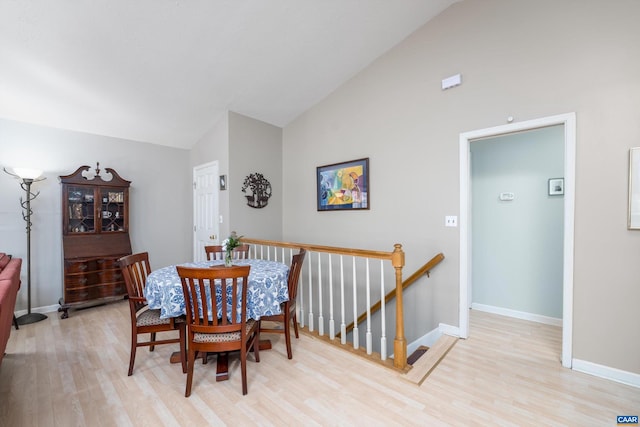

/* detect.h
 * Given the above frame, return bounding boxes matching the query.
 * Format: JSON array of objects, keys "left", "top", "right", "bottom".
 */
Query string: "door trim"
[{"left": 459, "top": 112, "right": 576, "bottom": 368}]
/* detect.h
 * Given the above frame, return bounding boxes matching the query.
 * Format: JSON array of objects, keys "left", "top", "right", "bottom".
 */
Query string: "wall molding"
[
  {"left": 15, "top": 303, "right": 60, "bottom": 316},
  {"left": 406, "top": 324, "right": 462, "bottom": 358},
  {"left": 439, "top": 323, "right": 461, "bottom": 338},
  {"left": 407, "top": 327, "right": 441, "bottom": 356},
  {"left": 572, "top": 359, "right": 640, "bottom": 389},
  {"left": 471, "top": 303, "right": 562, "bottom": 327}
]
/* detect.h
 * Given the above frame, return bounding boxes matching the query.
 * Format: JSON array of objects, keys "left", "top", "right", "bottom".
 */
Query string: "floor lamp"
[{"left": 4, "top": 167, "right": 48, "bottom": 325}]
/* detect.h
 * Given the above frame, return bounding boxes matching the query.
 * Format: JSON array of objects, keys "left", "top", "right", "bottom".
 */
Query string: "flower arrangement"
[{"left": 222, "top": 231, "right": 243, "bottom": 266}]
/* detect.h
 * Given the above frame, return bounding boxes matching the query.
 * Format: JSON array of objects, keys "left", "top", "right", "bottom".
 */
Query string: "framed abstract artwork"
[{"left": 316, "top": 158, "right": 369, "bottom": 211}]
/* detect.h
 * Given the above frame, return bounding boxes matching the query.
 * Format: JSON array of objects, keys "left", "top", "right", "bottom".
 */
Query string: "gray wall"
[
  {"left": 2, "top": 0, "right": 639, "bottom": 378},
  {"left": 282, "top": 0, "right": 640, "bottom": 374},
  {"left": 191, "top": 112, "right": 230, "bottom": 238},
  {"left": 471, "top": 126, "right": 564, "bottom": 319},
  {"left": 1, "top": 110, "right": 281, "bottom": 313},
  {"left": 190, "top": 112, "right": 283, "bottom": 241},
  {"left": 0, "top": 118, "right": 192, "bottom": 310},
  {"left": 229, "top": 112, "right": 283, "bottom": 240}
]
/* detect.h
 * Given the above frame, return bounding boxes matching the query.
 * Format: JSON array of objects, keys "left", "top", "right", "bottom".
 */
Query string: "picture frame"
[
  {"left": 108, "top": 191, "right": 123, "bottom": 203},
  {"left": 548, "top": 178, "right": 564, "bottom": 196},
  {"left": 317, "top": 158, "right": 369, "bottom": 211},
  {"left": 628, "top": 148, "right": 640, "bottom": 229},
  {"left": 219, "top": 175, "right": 227, "bottom": 191}
]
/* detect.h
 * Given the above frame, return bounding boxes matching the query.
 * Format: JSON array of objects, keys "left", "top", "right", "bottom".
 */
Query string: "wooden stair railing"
[
  {"left": 339, "top": 253, "right": 444, "bottom": 338},
  {"left": 241, "top": 237, "right": 408, "bottom": 369}
]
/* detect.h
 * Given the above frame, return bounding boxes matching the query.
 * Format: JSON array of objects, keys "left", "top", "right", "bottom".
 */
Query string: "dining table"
[{"left": 144, "top": 258, "right": 290, "bottom": 380}]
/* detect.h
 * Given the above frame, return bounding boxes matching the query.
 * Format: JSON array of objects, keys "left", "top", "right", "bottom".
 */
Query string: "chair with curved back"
[
  {"left": 177, "top": 264, "right": 260, "bottom": 396},
  {"left": 119, "top": 252, "right": 186, "bottom": 376},
  {"left": 259, "top": 248, "right": 306, "bottom": 359},
  {"left": 204, "top": 244, "right": 250, "bottom": 261}
]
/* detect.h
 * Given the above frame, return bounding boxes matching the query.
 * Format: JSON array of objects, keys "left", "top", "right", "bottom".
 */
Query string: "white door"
[{"left": 193, "top": 161, "right": 219, "bottom": 262}]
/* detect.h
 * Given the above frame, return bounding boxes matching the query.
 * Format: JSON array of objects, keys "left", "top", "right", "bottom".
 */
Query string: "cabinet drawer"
[
  {"left": 65, "top": 260, "right": 98, "bottom": 273},
  {"left": 65, "top": 273, "right": 99, "bottom": 287},
  {"left": 97, "top": 270, "right": 123, "bottom": 283},
  {"left": 95, "top": 282, "right": 126, "bottom": 299},
  {"left": 64, "top": 282, "right": 126, "bottom": 303},
  {"left": 96, "top": 258, "right": 119, "bottom": 269},
  {"left": 64, "top": 286, "right": 102, "bottom": 303}
]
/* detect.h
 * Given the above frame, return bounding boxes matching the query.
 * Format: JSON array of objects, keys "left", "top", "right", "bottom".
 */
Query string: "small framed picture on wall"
[
  {"left": 548, "top": 178, "right": 564, "bottom": 196},
  {"left": 219, "top": 175, "right": 227, "bottom": 191}
]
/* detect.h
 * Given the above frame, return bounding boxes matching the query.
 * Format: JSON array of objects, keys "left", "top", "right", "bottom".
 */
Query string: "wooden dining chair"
[
  {"left": 177, "top": 264, "right": 260, "bottom": 396},
  {"left": 259, "top": 248, "right": 306, "bottom": 359},
  {"left": 119, "top": 252, "right": 186, "bottom": 376},
  {"left": 204, "top": 244, "right": 250, "bottom": 260}
]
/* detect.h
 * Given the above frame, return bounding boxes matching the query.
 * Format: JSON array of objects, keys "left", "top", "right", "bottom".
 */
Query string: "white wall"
[
  {"left": 0, "top": 118, "right": 192, "bottom": 311},
  {"left": 283, "top": 0, "right": 640, "bottom": 375},
  {"left": 471, "top": 126, "right": 564, "bottom": 318}
]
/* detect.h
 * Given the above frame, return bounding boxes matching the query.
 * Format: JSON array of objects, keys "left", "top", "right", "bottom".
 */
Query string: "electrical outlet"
[{"left": 445, "top": 216, "right": 457, "bottom": 227}]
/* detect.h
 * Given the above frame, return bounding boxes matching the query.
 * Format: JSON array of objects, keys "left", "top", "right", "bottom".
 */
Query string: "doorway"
[
  {"left": 193, "top": 161, "right": 220, "bottom": 262},
  {"left": 459, "top": 113, "right": 576, "bottom": 368}
]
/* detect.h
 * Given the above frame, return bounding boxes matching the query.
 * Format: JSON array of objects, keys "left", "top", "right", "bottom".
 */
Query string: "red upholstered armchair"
[{"left": 0, "top": 253, "right": 22, "bottom": 366}]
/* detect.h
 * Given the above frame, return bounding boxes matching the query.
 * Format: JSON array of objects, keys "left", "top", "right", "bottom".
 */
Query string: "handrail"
[
  {"left": 240, "top": 237, "right": 397, "bottom": 260},
  {"left": 339, "top": 252, "right": 445, "bottom": 337},
  {"left": 241, "top": 237, "right": 408, "bottom": 369}
]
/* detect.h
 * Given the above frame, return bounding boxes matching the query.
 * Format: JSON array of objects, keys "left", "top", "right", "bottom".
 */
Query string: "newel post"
[{"left": 391, "top": 243, "right": 406, "bottom": 369}]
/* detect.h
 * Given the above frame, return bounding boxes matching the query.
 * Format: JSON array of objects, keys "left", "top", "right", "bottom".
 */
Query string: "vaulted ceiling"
[{"left": 0, "top": 1, "right": 458, "bottom": 149}]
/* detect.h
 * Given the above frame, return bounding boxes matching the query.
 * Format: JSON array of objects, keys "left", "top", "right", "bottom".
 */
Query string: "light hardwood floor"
[{"left": 1, "top": 302, "right": 638, "bottom": 426}]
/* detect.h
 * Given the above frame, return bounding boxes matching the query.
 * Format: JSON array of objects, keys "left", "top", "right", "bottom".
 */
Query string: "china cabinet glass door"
[
  {"left": 99, "top": 188, "right": 126, "bottom": 232},
  {"left": 67, "top": 185, "right": 95, "bottom": 233}
]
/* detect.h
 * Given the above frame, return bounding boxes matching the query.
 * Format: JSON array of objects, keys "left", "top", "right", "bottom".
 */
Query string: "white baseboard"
[
  {"left": 471, "top": 303, "right": 562, "bottom": 327},
  {"left": 15, "top": 303, "right": 60, "bottom": 317},
  {"left": 408, "top": 316, "right": 639, "bottom": 389},
  {"left": 572, "top": 358, "right": 640, "bottom": 389},
  {"left": 439, "top": 323, "right": 460, "bottom": 338},
  {"left": 406, "top": 323, "right": 462, "bottom": 357},
  {"left": 407, "top": 327, "right": 441, "bottom": 356}
]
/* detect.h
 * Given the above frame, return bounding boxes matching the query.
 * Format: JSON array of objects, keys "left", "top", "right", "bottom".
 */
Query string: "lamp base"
[{"left": 16, "top": 312, "right": 48, "bottom": 325}]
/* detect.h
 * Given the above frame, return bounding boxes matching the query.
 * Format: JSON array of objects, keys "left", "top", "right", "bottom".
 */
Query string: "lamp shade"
[{"left": 13, "top": 168, "right": 43, "bottom": 180}]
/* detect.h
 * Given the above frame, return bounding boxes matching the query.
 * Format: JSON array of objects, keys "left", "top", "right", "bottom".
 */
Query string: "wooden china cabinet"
[{"left": 58, "top": 163, "right": 132, "bottom": 318}]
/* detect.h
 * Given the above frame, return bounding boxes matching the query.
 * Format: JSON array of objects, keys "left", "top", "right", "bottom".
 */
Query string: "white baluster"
[
  {"left": 299, "top": 257, "right": 305, "bottom": 328},
  {"left": 329, "top": 253, "right": 335, "bottom": 339},
  {"left": 365, "top": 258, "right": 372, "bottom": 355},
  {"left": 340, "top": 255, "right": 346, "bottom": 345},
  {"left": 308, "top": 254, "right": 314, "bottom": 331},
  {"left": 380, "top": 259, "right": 386, "bottom": 360},
  {"left": 352, "top": 256, "right": 358, "bottom": 350},
  {"left": 318, "top": 252, "right": 324, "bottom": 336}
]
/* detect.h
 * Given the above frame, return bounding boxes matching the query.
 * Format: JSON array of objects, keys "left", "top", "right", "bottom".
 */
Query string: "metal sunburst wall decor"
[{"left": 241, "top": 172, "right": 272, "bottom": 209}]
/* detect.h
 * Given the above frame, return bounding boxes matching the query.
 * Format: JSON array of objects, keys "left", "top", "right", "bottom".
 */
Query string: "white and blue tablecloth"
[{"left": 145, "top": 259, "right": 290, "bottom": 320}]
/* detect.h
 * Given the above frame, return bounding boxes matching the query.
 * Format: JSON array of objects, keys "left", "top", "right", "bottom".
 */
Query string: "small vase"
[{"left": 224, "top": 250, "right": 233, "bottom": 267}]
